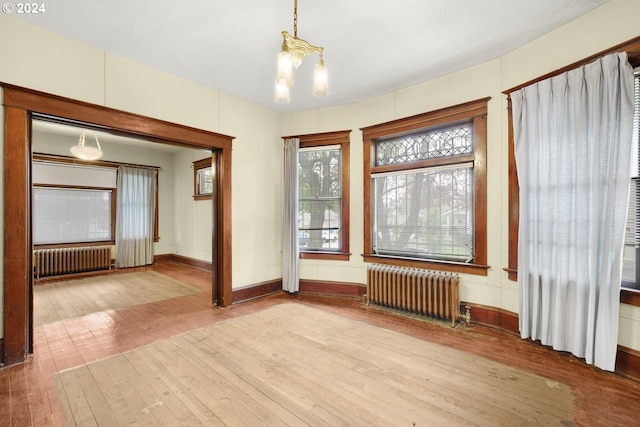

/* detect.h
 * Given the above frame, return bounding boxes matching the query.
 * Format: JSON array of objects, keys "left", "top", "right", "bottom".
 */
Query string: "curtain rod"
[{"left": 33, "top": 152, "right": 161, "bottom": 171}]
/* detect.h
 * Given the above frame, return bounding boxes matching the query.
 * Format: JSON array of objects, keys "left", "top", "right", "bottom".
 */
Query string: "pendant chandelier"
[
  {"left": 70, "top": 130, "right": 103, "bottom": 161},
  {"left": 274, "top": 0, "right": 329, "bottom": 104}
]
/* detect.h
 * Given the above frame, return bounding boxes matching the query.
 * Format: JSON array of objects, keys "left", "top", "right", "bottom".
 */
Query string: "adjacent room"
[{"left": 1, "top": 0, "right": 640, "bottom": 426}]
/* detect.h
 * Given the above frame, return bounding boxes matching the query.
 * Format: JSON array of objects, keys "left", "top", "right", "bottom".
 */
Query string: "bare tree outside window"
[{"left": 298, "top": 146, "right": 341, "bottom": 251}]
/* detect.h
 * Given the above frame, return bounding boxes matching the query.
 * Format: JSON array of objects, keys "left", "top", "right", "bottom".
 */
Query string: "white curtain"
[
  {"left": 116, "top": 166, "right": 157, "bottom": 268},
  {"left": 283, "top": 138, "right": 300, "bottom": 293},
  {"left": 511, "top": 52, "right": 635, "bottom": 371}
]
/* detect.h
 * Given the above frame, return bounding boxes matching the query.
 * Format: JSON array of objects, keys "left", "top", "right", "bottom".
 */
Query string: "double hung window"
[
  {"left": 289, "top": 130, "right": 351, "bottom": 260},
  {"left": 362, "top": 98, "right": 488, "bottom": 275},
  {"left": 623, "top": 69, "right": 640, "bottom": 290}
]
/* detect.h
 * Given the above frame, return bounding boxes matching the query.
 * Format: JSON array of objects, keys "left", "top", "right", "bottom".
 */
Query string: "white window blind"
[
  {"left": 623, "top": 70, "right": 640, "bottom": 286},
  {"left": 33, "top": 187, "right": 112, "bottom": 244}
]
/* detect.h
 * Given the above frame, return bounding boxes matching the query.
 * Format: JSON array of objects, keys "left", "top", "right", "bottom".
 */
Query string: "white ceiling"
[
  {"left": 13, "top": 0, "right": 609, "bottom": 112},
  {"left": 32, "top": 119, "right": 186, "bottom": 153}
]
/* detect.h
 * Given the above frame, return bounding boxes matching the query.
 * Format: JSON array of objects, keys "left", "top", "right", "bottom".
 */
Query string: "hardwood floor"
[{"left": 2, "top": 261, "right": 640, "bottom": 426}]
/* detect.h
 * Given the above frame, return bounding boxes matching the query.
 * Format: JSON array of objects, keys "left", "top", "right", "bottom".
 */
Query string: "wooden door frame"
[{"left": 1, "top": 83, "right": 234, "bottom": 366}]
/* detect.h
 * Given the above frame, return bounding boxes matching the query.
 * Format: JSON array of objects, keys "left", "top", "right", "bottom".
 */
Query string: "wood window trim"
[
  {"left": 33, "top": 153, "right": 161, "bottom": 242},
  {"left": 503, "top": 36, "right": 640, "bottom": 307},
  {"left": 283, "top": 130, "right": 351, "bottom": 261},
  {"left": 361, "top": 98, "right": 490, "bottom": 275},
  {"left": 2, "top": 83, "right": 234, "bottom": 367},
  {"left": 193, "top": 156, "right": 213, "bottom": 200}
]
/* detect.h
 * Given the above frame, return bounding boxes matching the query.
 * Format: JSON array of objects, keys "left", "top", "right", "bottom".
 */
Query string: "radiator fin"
[
  {"left": 34, "top": 246, "right": 113, "bottom": 279},
  {"left": 367, "top": 264, "right": 460, "bottom": 327}
]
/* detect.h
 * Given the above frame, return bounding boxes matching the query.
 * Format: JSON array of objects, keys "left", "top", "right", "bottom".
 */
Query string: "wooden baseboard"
[
  {"left": 616, "top": 345, "right": 640, "bottom": 381},
  {"left": 155, "top": 254, "right": 213, "bottom": 272},
  {"left": 463, "top": 302, "right": 520, "bottom": 335},
  {"left": 0, "top": 338, "right": 3, "bottom": 366},
  {"left": 231, "top": 279, "right": 366, "bottom": 304},
  {"left": 299, "top": 279, "right": 366, "bottom": 297},
  {"left": 465, "top": 303, "right": 640, "bottom": 382},
  {"left": 233, "top": 279, "right": 282, "bottom": 304}
]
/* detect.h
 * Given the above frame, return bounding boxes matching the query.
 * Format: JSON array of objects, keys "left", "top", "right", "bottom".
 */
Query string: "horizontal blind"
[{"left": 33, "top": 187, "right": 112, "bottom": 244}]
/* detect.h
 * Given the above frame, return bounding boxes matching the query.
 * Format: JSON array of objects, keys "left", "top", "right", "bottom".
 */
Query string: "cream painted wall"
[
  {"left": 0, "top": 13, "right": 283, "bottom": 339},
  {"left": 172, "top": 148, "right": 215, "bottom": 261},
  {"left": 282, "top": 0, "right": 640, "bottom": 350}
]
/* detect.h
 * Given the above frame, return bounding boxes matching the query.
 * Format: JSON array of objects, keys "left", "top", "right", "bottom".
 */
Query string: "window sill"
[
  {"left": 363, "top": 254, "right": 489, "bottom": 276},
  {"left": 621, "top": 288, "right": 640, "bottom": 307},
  {"left": 193, "top": 194, "right": 212, "bottom": 201},
  {"left": 300, "top": 251, "right": 351, "bottom": 261}
]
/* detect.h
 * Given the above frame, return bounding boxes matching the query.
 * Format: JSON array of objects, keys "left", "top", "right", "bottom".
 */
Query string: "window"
[
  {"left": 289, "top": 130, "right": 351, "bottom": 260},
  {"left": 362, "top": 98, "right": 489, "bottom": 275},
  {"left": 623, "top": 69, "right": 640, "bottom": 290},
  {"left": 505, "top": 39, "right": 640, "bottom": 306},
  {"left": 33, "top": 187, "right": 114, "bottom": 244},
  {"left": 193, "top": 156, "right": 213, "bottom": 200}
]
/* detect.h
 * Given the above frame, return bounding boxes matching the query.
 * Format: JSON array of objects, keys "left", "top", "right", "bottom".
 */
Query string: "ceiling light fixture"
[
  {"left": 70, "top": 130, "right": 103, "bottom": 161},
  {"left": 275, "top": 0, "right": 328, "bottom": 104}
]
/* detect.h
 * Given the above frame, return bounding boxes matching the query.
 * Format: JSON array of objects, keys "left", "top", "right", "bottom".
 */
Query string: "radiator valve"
[{"left": 463, "top": 305, "right": 471, "bottom": 324}]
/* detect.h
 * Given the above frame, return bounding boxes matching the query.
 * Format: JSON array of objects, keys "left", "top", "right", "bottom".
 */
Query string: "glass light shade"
[
  {"left": 290, "top": 49, "right": 306, "bottom": 69},
  {"left": 276, "top": 51, "right": 293, "bottom": 87},
  {"left": 71, "top": 131, "right": 103, "bottom": 161},
  {"left": 274, "top": 81, "right": 291, "bottom": 104},
  {"left": 313, "top": 61, "right": 329, "bottom": 98}
]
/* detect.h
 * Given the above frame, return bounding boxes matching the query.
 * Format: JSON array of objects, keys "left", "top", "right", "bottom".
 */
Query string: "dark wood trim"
[
  {"left": 0, "top": 338, "right": 3, "bottom": 367},
  {"left": 232, "top": 279, "right": 283, "bottom": 304},
  {"left": 3, "top": 105, "right": 31, "bottom": 366},
  {"left": 621, "top": 288, "right": 640, "bottom": 306},
  {"left": 33, "top": 152, "right": 161, "bottom": 171},
  {"left": 504, "top": 37, "right": 640, "bottom": 281},
  {"left": 288, "top": 130, "right": 351, "bottom": 258},
  {"left": 300, "top": 251, "right": 351, "bottom": 261},
  {"left": 364, "top": 254, "right": 489, "bottom": 276},
  {"left": 193, "top": 156, "right": 213, "bottom": 199},
  {"left": 2, "top": 83, "right": 234, "bottom": 367},
  {"left": 506, "top": 95, "right": 518, "bottom": 282},
  {"left": 616, "top": 345, "right": 640, "bottom": 382},
  {"left": 283, "top": 129, "right": 352, "bottom": 145},
  {"left": 463, "top": 302, "right": 520, "bottom": 335},
  {"left": 34, "top": 241, "right": 115, "bottom": 250},
  {"left": 3, "top": 84, "right": 233, "bottom": 149},
  {"left": 361, "top": 98, "right": 489, "bottom": 275},
  {"left": 465, "top": 302, "right": 640, "bottom": 382},
  {"left": 360, "top": 98, "right": 491, "bottom": 140},
  {"left": 232, "top": 278, "right": 366, "bottom": 303},
  {"left": 299, "top": 279, "right": 366, "bottom": 297},
  {"left": 503, "top": 35, "right": 640, "bottom": 95},
  {"left": 154, "top": 253, "right": 213, "bottom": 272}
]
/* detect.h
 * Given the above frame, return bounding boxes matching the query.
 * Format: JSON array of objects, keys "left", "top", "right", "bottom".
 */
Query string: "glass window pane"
[
  {"left": 299, "top": 148, "right": 341, "bottom": 198},
  {"left": 33, "top": 188, "right": 112, "bottom": 244},
  {"left": 197, "top": 167, "right": 213, "bottom": 195},
  {"left": 376, "top": 124, "right": 472, "bottom": 166},
  {"left": 623, "top": 72, "right": 640, "bottom": 286},
  {"left": 373, "top": 166, "right": 473, "bottom": 261},
  {"left": 298, "top": 147, "right": 341, "bottom": 251}
]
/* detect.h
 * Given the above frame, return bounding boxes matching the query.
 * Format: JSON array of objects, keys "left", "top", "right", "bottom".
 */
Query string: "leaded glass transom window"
[{"left": 376, "top": 124, "right": 472, "bottom": 166}]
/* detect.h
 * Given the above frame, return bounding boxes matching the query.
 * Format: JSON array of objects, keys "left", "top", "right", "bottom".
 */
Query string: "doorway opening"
[{"left": 2, "top": 85, "right": 233, "bottom": 366}]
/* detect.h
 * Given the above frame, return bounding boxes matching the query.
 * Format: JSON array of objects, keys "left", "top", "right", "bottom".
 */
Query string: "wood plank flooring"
[
  {"left": 34, "top": 271, "right": 200, "bottom": 326},
  {"left": 54, "top": 303, "right": 575, "bottom": 426},
  {"left": 1, "top": 261, "right": 640, "bottom": 426}
]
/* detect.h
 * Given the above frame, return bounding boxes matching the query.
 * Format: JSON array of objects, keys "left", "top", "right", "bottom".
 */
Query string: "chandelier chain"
[{"left": 293, "top": 0, "right": 298, "bottom": 37}]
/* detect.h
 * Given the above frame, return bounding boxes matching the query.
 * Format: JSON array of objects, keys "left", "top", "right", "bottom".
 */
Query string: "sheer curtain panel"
[
  {"left": 283, "top": 138, "right": 300, "bottom": 293},
  {"left": 116, "top": 166, "right": 157, "bottom": 268},
  {"left": 511, "top": 52, "right": 635, "bottom": 371}
]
